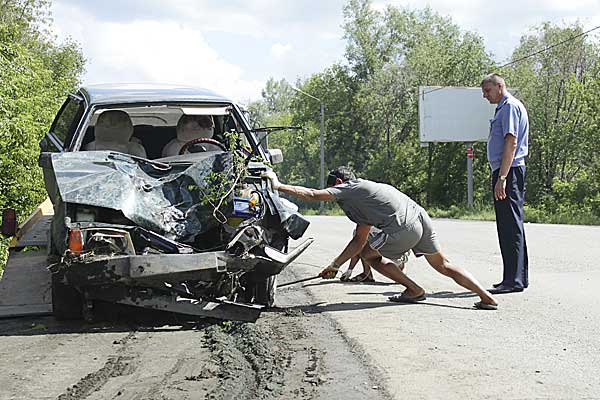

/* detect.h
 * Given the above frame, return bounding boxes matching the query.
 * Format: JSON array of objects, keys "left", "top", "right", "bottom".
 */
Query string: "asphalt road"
[
  {"left": 288, "top": 216, "right": 600, "bottom": 400},
  {"left": 0, "top": 216, "right": 598, "bottom": 400}
]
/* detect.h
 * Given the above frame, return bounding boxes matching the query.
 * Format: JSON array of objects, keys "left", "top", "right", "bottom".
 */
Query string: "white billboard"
[{"left": 418, "top": 86, "right": 495, "bottom": 143}]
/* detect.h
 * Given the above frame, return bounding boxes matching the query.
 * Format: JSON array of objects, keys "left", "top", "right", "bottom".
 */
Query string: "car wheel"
[
  {"left": 242, "top": 273, "right": 277, "bottom": 307},
  {"left": 240, "top": 233, "right": 287, "bottom": 307},
  {"left": 51, "top": 272, "right": 83, "bottom": 320},
  {"left": 253, "top": 275, "right": 277, "bottom": 307}
]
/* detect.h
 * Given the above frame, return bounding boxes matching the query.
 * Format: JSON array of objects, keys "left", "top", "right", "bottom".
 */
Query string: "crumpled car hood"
[{"left": 40, "top": 151, "right": 233, "bottom": 242}]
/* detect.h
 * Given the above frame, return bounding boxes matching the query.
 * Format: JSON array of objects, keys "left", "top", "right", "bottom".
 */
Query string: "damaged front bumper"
[
  {"left": 52, "top": 234, "right": 313, "bottom": 322},
  {"left": 56, "top": 237, "right": 314, "bottom": 287}
]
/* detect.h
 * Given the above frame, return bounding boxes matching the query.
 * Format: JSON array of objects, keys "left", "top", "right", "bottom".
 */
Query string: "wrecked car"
[{"left": 35, "top": 84, "right": 312, "bottom": 322}]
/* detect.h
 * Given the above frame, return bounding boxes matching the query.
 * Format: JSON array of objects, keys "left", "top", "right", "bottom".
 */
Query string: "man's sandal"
[
  {"left": 388, "top": 291, "right": 426, "bottom": 303},
  {"left": 473, "top": 301, "right": 498, "bottom": 310},
  {"left": 349, "top": 272, "right": 375, "bottom": 283}
]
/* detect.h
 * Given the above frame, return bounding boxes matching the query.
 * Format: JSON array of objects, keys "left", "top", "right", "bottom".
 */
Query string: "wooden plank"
[
  {"left": 0, "top": 250, "right": 51, "bottom": 317},
  {"left": 9, "top": 198, "right": 54, "bottom": 248},
  {"left": 14, "top": 198, "right": 53, "bottom": 241},
  {"left": 1, "top": 200, "right": 54, "bottom": 317},
  {"left": 16, "top": 215, "right": 52, "bottom": 247}
]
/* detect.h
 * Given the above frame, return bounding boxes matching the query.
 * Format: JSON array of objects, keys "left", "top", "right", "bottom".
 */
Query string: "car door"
[{"left": 39, "top": 94, "right": 85, "bottom": 153}]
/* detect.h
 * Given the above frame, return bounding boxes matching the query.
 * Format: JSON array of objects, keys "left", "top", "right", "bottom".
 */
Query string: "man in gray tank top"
[{"left": 263, "top": 166, "right": 497, "bottom": 310}]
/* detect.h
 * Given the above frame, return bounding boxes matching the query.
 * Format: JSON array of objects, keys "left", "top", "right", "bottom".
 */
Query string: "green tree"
[
  {"left": 503, "top": 23, "right": 600, "bottom": 217},
  {"left": 344, "top": 3, "right": 493, "bottom": 204},
  {"left": 261, "top": 2, "right": 494, "bottom": 207},
  {"left": 0, "top": 0, "right": 85, "bottom": 271},
  {"left": 343, "top": 0, "right": 388, "bottom": 79},
  {"left": 252, "top": 1, "right": 600, "bottom": 224}
]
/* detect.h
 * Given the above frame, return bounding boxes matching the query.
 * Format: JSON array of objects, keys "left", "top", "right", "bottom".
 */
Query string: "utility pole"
[
  {"left": 292, "top": 86, "right": 325, "bottom": 214},
  {"left": 319, "top": 102, "right": 325, "bottom": 214}
]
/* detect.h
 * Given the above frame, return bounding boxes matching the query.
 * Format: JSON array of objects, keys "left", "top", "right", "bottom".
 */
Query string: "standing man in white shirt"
[{"left": 482, "top": 73, "right": 529, "bottom": 294}]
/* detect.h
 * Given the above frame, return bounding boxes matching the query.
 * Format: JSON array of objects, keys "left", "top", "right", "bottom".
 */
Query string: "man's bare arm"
[
  {"left": 332, "top": 224, "right": 371, "bottom": 267},
  {"left": 277, "top": 183, "right": 335, "bottom": 202},
  {"left": 499, "top": 134, "right": 517, "bottom": 177},
  {"left": 262, "top": 170, "right": 335, "bottom": 201},
  {"left": 495, "top": 134, "right": 517, "bottom": 200}
]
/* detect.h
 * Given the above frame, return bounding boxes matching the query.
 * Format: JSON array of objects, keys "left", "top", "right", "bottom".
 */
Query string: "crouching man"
[{"left": 263, "top": 166, "right": 497, "bottom": 310}]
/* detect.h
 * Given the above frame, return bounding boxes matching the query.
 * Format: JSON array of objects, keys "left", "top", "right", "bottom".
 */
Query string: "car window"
[
  {"left": 75, "top": 103, "right": 258, "bottom": 159},
  {"left": 50, "top": 95, "right": 84, "bottom": 148}
]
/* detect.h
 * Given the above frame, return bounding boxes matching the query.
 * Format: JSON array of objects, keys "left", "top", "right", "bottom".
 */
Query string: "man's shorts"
[{"left": 368, "top": 207, "right": 441, "bottom": 259}]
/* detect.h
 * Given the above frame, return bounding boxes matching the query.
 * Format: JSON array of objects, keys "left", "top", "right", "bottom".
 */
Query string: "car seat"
[
  {"left": 85, "top": 110, "right": 147, "bottom": 158},
  {"left": 161, "top": 115, "right": 217, "bottom": 157}
]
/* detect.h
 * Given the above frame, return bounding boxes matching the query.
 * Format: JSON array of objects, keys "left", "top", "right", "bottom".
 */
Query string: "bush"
[
  {"left": 0, "top": 239, "right": 7, "bottom": 275},
  {"left": 0, "top": 2, "right": 84, "bottom": 272}
]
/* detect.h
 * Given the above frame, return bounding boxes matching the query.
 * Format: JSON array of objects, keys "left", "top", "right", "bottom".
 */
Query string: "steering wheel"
[{"left": 179, "top": 138, "right": 228, "bottom": 155}]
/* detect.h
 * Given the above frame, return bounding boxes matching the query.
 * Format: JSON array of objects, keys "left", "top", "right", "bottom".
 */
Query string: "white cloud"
[
  {"left": 373, "top": 0, "right": 600, "bottom": 61},
  {"left": 51, "top": 0, "right": 600, "bottom": 102},
  {"left": 51, "top": 3, "right": 266, "bottom": 101},
  {"left": 271, "top": 42, "right": 292, "bottom": 58},
  {"left": 92, "top": 21, "right": 263, "bottom": 101},
  {"left": 541, "top": 0, "right": 599, "bottom": 12},
  {"left": 51, "top": 0, "right": 347, "bottom": 101},
  {"left": 161, "top": 1, "right": 269, "bottom": 38}
]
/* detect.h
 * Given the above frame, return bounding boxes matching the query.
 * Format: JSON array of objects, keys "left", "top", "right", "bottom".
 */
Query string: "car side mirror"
[
  {"left": 1, "top": 208, "right": 17, "bottom": 237},
  {"left": 268, "top": 149, "right": 283, "bottom": 164}
]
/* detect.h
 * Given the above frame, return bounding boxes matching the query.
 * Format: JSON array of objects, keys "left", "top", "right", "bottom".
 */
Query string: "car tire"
[
  {"left": 51, "top": 273, "right": 83, "bottom": 320},
  {"left": 241, "top": 231, "right": 287, "bottom": 307},
  {"left": 242, "top": 273, "right": 277, "bottom": 307},
  {"left": 253, "top": 275, "right": 277, "bottom": 307}
]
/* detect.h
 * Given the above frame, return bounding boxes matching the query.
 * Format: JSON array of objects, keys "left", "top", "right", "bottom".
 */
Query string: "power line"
[
  {"left": 421, "top": 24, "right": 600, "bottom": 96},
  {"left": 497, "top": 24, "right": 600, "bottom": 69}
]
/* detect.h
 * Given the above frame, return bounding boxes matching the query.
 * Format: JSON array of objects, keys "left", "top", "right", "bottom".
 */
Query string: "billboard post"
[{"left": 467, "top": 142, "right": 474, "bottom": 208}]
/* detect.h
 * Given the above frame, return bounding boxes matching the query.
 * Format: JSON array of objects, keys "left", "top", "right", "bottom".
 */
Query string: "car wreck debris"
[{"left": 1, "top": 84, "right": 313, "bottom": 322}]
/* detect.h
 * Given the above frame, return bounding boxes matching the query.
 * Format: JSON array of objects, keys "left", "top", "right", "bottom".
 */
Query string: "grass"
[
  {"left": 301, "top": 203, "right": 600, "bottom": 225},
  {"left": 427, "top": 204, "right": 496, "bottom": 221},
  {"left": 0, "top": 239, "right": 7, "bottom": 276},
  {"left": 301, "top": 206, "right": 345, "bottom": 216},
  {"left": 523, "top": 205, "right": 600, "bottom": 225}
]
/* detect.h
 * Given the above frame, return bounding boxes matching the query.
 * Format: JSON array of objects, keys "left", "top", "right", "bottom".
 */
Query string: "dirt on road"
[
  {"left": 3, "top": 216, "right": 600, "bottom": 400},
  {"left": 0, "top": 266, "right": 389, "bottom": 400}
]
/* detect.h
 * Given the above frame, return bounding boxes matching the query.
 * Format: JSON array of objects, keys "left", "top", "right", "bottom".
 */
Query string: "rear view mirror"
[
  {"left": 268, "top": 149, "right": 284, "bottom": 164},
  {"left": 1, "top": 208, "right": 17, "bottom": 237}
]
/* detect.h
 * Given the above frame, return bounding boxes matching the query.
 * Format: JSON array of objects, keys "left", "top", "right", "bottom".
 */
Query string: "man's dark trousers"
[{"left": 492, "top": 166, "right": 528, "bottom": 289}]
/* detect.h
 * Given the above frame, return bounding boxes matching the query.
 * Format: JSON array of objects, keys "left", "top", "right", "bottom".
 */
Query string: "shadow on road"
[
  {"left": 0, "top": 315, "right": 217, "bottom": 337},
  {"left": 272, "top": 301, "right": 399, "bottom": 314},
  {"left": 298, "top": 280, "right": 397, "bottom": 289},
  {"left": 425, "top": 290, "right": 479, "bottom": 299},
  {"left": 345, "top": 290, "right": 478, "bottom": 300},
  {"left": 272, "top": 298, "right": 474, "bottom": 314}
]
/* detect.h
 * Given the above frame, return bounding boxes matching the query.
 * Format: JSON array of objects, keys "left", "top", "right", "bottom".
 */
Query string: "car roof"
[{"left": 79, "top": 83, "right": 232, "bottom": 106}]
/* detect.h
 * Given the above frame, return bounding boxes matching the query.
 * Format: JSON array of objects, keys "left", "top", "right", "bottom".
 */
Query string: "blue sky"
[{"left": 51, "top": 0, "right": 600, "bottom": 103}]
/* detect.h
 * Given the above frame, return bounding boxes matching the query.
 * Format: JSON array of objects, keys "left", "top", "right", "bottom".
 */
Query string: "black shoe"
[
  {"left": 489, "top": 285, "right": 524, "bottom": 294},
  {"left": 492, "top": 282, "right": 504, "bottom": 288}
]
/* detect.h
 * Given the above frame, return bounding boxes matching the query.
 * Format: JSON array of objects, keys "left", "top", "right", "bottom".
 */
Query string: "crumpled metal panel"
[
  {"left": 263, "top": 192, "right": 310, "bottom": 240},
  {"left": 45, "top": 151, "right": 233, "bottom": 243}
]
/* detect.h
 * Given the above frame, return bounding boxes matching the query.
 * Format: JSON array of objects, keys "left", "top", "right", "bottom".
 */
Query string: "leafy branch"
[{"left": 191, "top": 130, "right": 250, "bottom": 224}]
